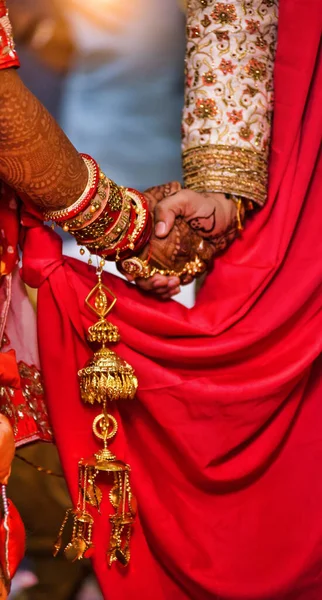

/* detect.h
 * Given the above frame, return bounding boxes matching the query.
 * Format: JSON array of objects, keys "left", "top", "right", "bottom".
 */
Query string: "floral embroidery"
[
  {"left": 239, "top": 125, "right": 254, "bottom": 141},
  {"left": 185, "top": 113, "right": 195, "bottom": 126},
  {"left": 245, "top": 58, "right": 267, "bottom": 82},
  {"left": 201, "top": 15, "right": 211, "bottom": 27},
  {"left": 182, "top": 0, "right": 278, "bottom": 204},
  {"left": 186, "top": 73, "right": 193, "bottom": 88},
  {"left": 189, "top": 26, "right": 200, "bottom": 38},
  {"left": 194, "top": 98, "right": 218, "bottom": 119},
  {"left": 244, "top": 84, "right": 258, "bottom": 97},
  {"left": 227, "top": 109, "right": 243, "bottom": 124},
  {"left": 215, "top": 31, "right": 229, "bottom": 41},
  {"left": 211, "top": 3, "right": 237, "bottom": 25},
  {"left": 246, "top": 19, "right": 260, "bottom": 33},
  {"left": 219, "top": 59, "right": 236, "bottom": 75},
  {"left": 202, "top": 70, "right": 217, "bottom": 85}
]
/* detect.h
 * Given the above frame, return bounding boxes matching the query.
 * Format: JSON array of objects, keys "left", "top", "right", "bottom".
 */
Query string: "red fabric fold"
[
  {"left": 0, "top": 350, "right": 19, "bottom": 389},
  {"left": 21, "top": 2, "right": 322, "bottom": 598}
]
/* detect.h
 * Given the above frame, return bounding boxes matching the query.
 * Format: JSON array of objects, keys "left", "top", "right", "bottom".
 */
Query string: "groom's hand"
[{"left": 154, "top": 190, "right": 238, "bottom": 248}]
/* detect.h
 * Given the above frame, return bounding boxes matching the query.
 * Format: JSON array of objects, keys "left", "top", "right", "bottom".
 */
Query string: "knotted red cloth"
[{"left": 21, "top": 1, "right": 322, "bottom": 598}]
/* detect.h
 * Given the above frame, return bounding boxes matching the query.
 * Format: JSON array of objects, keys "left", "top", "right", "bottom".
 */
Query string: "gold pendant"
[{"left": 54, "top": 267, "right": 137, "bottom": 567}]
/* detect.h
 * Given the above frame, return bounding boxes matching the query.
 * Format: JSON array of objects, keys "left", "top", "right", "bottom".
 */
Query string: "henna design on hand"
[
  {"left": 187, "top": 208, "right": 216, "bottom": 234},
  {"left": 144, "top": 181, "right": 181, "bottom": 207},
  {"left": 0, "top": 70, "right": 87, "bottom": 210},
  {"left": 185, "top": 192, "right": 240, "bottom": 254},
  {"left": 204, "top": 217, "right": 238, "bottom": 253},
  {"left": 137, "top": 183, "right": 214, "bottom": 275}
]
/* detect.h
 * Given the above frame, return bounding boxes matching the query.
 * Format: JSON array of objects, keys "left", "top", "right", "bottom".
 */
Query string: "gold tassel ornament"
[{"left": 54, "top": 264, "right": 138, "bottom": 567}]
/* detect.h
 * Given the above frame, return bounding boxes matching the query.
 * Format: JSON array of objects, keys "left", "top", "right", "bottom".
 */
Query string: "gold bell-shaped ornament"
[{"left": 54, "top": 267, "right": 138, "bottom": 567}]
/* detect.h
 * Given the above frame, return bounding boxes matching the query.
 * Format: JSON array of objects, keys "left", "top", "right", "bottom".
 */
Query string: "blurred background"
[{"left": 7, "top": 0, "right": 186, "bottom": 598}]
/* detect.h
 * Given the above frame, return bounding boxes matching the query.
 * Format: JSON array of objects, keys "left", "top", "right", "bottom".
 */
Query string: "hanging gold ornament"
[{"left": 54, "top": 267, "right": 138, "bottom": 567}]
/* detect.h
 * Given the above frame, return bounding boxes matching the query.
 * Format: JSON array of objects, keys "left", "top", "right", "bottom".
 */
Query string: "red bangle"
[
  {"left": 100, "top": 204, "right": 138, "bottom": 259},
  {"left": 115, "top": 213, "right": 152, "bottom": 261},
  {"left": 79, "top": 199, "right": 132, "bottom": 253},
  {"left": 75, "top": 186, "right": 125, "bottom": 241},
  {"left": 45, "top": 155, "right": 100, "bottom": 222},
  {"left": 100, "top": 190, "right": 152, "bottom": 260},
  {"left": 125, "top": 188, "right": 151, "bottom": 251},
  {"left": 132, "top": 212, "right": 153, "bottom": 254}
]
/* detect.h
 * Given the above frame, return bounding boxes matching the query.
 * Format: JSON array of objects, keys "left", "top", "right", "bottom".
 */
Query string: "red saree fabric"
[{"left": 22, "top": 1, "right": 322, "bottom": 598}]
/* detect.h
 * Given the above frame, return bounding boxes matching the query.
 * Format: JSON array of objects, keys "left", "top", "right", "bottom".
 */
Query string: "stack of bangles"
[{"left": 44, "top": 154, "right": 152, "bottom": 262}]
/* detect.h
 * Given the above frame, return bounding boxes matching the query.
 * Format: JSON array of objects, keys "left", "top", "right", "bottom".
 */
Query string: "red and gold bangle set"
[{"left": 45, "top": 154, "right": 152, "bottom": 261}]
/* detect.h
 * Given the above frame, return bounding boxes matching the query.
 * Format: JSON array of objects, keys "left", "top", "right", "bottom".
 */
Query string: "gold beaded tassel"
[{"left": 54, "top": 262, "right": 138, "bottom": 567}]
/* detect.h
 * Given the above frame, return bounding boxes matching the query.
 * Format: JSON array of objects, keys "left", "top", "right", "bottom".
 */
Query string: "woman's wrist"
[
  {"left": 46, "top": 154, "right": 152, "bottom": 261},
  {"left": 44, "top": 154, "right": 100, "bottom": 223}
]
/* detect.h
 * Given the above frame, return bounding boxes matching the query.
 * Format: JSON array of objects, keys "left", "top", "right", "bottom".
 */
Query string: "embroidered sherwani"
[{"left": 182, "top": 0, "right": 278, "bottom": 204}]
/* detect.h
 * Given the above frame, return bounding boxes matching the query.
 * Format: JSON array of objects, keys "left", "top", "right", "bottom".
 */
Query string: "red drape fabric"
[
  {"left": 0, "top": 350, "right": 19, "bottom": 389},
  {"left": 21, "top": 1, "right": 322, "bottom": 598}
]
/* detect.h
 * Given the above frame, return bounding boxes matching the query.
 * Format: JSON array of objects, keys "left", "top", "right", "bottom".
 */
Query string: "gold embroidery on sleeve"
[{"left": 183, "top": 0, "right": 278, "bottom": 204}]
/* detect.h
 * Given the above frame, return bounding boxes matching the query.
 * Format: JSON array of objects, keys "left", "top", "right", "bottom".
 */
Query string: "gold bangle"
[
  {"left": 119, "top": 254, "right": 207, "bottom": 281},
  {"left": 70, "top": 212, "right": 114, "bottom": 242},
  {"left": 107, "top": 179, "right": 123, "bottom": 212},
  {"left": 229, "top": 195, "right": 245, "bottom": 231},
  {"left": 82, "top": 198, "right": 132, "bottom": 252},
  {"left": 82, "top": 188, "right": 149, "bottom": 256},
  {"left": 124, "top": 189, "right": 149, "bottom": 251},
  {"left": 69, "top": 177, "right": 123, "bottom": 237}
]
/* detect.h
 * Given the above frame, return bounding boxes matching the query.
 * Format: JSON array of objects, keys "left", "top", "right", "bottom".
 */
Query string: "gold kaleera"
[{"left": 54, "top": 265, "right": 138, "bottom": 567}]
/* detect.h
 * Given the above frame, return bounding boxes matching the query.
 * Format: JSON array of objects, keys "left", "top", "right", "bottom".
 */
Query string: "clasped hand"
[{"left": 118, "top": 182, "right": 240, "bottom": 300}]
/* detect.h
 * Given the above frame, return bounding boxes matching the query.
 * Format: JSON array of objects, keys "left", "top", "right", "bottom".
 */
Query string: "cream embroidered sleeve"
[{"left": 182, "top": 0, "right": 278, "bottom": 205}]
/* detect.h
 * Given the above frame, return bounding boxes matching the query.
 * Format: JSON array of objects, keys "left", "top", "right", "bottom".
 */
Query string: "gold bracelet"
[
  {"left": 119, "top": 254, "right": 207, "bottom": 281},
  {"left": 122, "top": 188, "right": 147, "bottom": 251},
  {"left": 229, "top": 195, "right": 245, "bottom": 231}
]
